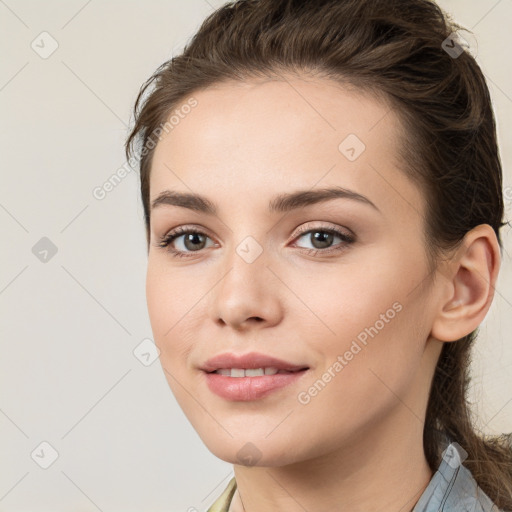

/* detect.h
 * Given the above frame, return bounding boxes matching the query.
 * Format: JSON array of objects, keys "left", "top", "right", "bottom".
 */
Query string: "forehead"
[
  {"left": 149, "top": 76, "right": 424, "bottom": 220},
  {"left": 156, "top": 75, "right": 397, "bottom": 156}
]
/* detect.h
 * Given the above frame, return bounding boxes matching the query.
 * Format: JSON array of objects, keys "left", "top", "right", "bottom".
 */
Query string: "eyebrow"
[{"left": 150, "top": 186, "right": 380, "bottom": 215}]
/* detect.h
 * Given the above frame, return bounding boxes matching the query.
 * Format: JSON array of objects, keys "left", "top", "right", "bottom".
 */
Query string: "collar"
[
  {"left": 207, "top": 441, "right": 504, "bottom": 511},
  {"left": 412, "top": 440, "right": 502, "bottom": 511}
]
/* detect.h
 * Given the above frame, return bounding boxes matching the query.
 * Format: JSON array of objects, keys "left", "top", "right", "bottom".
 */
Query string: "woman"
[{"left": 125, "top": 0, "right": 512, "bottom": 510}]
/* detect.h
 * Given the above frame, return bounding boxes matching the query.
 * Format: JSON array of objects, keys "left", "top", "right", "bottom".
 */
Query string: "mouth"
[
  {"left": 205, "top": 367, "right": 309, "bottom": 377},
  {"left": 200, "top": 351, "right": 310, "bottom": 374},
  {"left": 203, "top": 366, "right": 310, "bottom": 401}
]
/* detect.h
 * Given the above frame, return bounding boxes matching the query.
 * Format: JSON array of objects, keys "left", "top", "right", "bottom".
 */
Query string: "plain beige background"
[{"left": 1, "top": 1, "right": 511, "bottom": 510}]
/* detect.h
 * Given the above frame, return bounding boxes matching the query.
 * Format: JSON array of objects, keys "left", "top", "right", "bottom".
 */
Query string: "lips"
[{"left": 200, "top": 351, "right": 309, "bottom": 373}]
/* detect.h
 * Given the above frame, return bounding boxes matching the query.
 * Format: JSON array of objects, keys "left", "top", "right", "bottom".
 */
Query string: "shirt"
[{"left": 206, "top": 440, "right": 508, "bottom": 511}]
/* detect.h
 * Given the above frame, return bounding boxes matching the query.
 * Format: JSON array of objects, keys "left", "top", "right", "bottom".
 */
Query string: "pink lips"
[
  {"left": 200, "top": 351, "right": 309, "bottom": 373},
  {"left": 200, "top": 351, "right": 309, "bottom": 401}
]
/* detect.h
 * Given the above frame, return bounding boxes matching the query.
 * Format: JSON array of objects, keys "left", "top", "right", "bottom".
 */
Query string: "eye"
[
  {"left": 154, "top": 223, "right": 355, "bottom": 259},
  {"left": 292, "top": 225, "right": 355, "bottom": 255},
  {"left": 155, "top": 226, "right": 216, "bottom": 258}
]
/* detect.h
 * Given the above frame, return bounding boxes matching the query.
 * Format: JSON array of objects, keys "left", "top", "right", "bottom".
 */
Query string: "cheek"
[
  {"left": 288, "top": 248, "right": 427, "bottom": 400},
  {"left": 146, "top": 262, "right": 171, "bottom": 338},
  {"left": 291, "top": 309, "right": 425, "bottom": 453},
  {"left": 145, "top": 262, "right": 205, "bottom": 416},
  {"left": 285, "top": 252, "right": 406, "bottom": 347},
  {"left": 145, "top": 261, "right": 197, "bottom": 365}
]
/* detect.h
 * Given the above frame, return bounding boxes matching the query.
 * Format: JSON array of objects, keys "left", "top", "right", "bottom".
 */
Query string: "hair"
[{"left": 125, "top": 0, "right": 512, "bottom": 506}]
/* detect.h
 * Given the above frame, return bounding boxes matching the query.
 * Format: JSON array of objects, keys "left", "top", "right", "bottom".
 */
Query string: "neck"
[{"left": 228, "top": 412, "right": 433, "bottom": 512}]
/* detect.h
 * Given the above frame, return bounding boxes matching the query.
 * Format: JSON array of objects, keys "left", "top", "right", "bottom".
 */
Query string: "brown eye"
[
  {"left": 293, "top": 226, "right": 355, "bottom": 254},
  {"left": 157, "top": 227, "right": 215, "bottom": 258}
]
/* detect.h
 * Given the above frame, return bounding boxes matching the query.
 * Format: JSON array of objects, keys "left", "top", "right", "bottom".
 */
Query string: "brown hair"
[{"left": 125, "top": 0, "right": 512, "bottom": 505}]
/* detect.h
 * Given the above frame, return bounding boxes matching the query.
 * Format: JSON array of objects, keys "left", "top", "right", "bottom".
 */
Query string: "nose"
[{"left": 210, "top": 238, "right": 284, "bottom": 331}]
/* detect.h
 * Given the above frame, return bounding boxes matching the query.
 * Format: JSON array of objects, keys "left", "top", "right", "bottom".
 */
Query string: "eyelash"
[{"left": 155, "top": 224, "right": 355, "bottom": 259}]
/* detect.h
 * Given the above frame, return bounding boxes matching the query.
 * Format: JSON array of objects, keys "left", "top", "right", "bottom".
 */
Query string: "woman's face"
[{"left": 146, "top": 75, "right": 444, "bottom": 466}]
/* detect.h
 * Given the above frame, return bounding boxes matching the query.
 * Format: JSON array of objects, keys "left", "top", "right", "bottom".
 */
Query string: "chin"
[{"left": 200, "top": 434, "right": 304, "bottom": 468}]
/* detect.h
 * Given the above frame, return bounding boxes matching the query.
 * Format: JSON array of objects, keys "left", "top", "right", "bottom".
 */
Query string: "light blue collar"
[
  {"left": 207, "top": 438, "right": 506, "bottom": 511},
  {"left": 412, "top": 441, "right": 503, "bottom": 511}
]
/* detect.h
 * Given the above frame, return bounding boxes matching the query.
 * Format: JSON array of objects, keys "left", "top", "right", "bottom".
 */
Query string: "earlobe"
[{"left": 430, "top": 224, "right": 501, "bottom": 343}]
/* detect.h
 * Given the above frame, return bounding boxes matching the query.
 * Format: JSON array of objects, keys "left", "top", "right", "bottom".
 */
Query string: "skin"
[{"left": 145, "top": 74, "right": 501, "bottom": 512}]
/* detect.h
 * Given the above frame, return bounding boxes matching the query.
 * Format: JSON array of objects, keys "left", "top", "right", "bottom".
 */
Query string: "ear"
[{"left": 430, "top": 224, "right": 501, "bottom": 342}]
